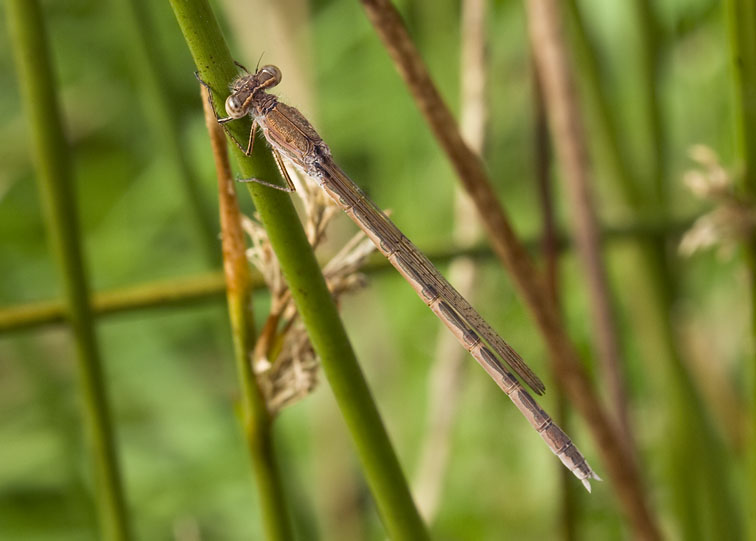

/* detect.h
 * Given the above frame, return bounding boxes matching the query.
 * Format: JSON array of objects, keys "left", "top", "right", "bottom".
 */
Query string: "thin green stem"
[
  {"left": 634, "top": 0, "right": 667, "bottom": 210},
  {"left": 5, "top": 1, "right": 131, "bottom": 539},
  {"left": 231, "top": 290, "right": 293, "bottom": 540},
  {"left": 725, "top": 2, "right": 756, "bottom": 540},
  {"left": 0, "top": 272, "right": 228, "bottom": 333},
  {"left": 111, "top": 0, "right": 218, "bottom": 264},
  {"left": 0, "top": 221, "right": 692, "bottom": 334},
  {"left": 564, "top": 0, "right": 644, "bottom": 211},
  {"left": 168, "top": 1, "right": 428, "bottom": 538},
  {"left": 726, "top": 0, "right": 756, "bottom": 193}
]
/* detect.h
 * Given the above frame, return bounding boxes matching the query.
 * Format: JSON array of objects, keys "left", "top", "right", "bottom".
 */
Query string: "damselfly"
[{"left": 197, "top": 63, "right": 600, "bottom": 491}]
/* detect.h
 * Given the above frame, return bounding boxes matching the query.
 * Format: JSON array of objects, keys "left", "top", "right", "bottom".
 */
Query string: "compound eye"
[
  {"left": 258, "top": 65, "right": 282, "bottom": 87},
  {"left": 224, "top": 94, "right": 247, "bottom": 119}
]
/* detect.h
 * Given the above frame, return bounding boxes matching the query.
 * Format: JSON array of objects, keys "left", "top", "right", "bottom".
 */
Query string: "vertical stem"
[
  {"left": 563, "top": 0, "right": 644, "bottom": 210},
  {"left": 5, "top": 1, "right": 131, "bottom": 539},
  {"left": 532, "top": 65, "right": 578, "bottom": 541},
  {"left": 725, "top": 2, "right": 756, "bottom": 540},
  {"left": 201, "top": 86, "right": 293, "bottom": 540},
  {"left": 169, "top": 2, "right": 428, "bottom": 538},
  {"left": 112, "top": 0, "right": 218, "bottom": 264},
  {"left": 526, "top": 0, "right": 635, "bottom": 455},
  {"left": 634, "top": 0, "right": 667, "bottom": 210}
]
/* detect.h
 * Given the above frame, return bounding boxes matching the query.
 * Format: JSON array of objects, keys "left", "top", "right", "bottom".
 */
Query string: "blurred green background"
[{"left": 0, "top": 0, "right": 749, "bottom": 539}]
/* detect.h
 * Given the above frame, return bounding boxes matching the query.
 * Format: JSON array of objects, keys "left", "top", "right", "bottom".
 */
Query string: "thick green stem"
[
  {"left": 168, "top": 1, "right": 428, "bottom": 538},
  {"left": 5, "top": 1, "right": 131, "bottom": 539}
]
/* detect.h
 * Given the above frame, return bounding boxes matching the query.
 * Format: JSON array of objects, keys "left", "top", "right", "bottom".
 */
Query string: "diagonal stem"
[{"left": 413, "top": 0, "right": 487, "bottom": 520}]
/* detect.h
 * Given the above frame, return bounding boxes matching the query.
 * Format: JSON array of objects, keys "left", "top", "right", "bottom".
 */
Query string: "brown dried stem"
[
  {"left": 359, "top": 0, "right": 660, "bottom": 538},
  {"left": 532, "top": 63, "right": 578, "bottom": 541},
  {"left": 201, "top": 86, "right": 293, "bottom": 540},
  {"left": 525, "top": 0, "right": 635, "bottom": 457}
]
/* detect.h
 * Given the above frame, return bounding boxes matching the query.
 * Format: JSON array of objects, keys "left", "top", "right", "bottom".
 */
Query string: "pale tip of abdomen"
[{"left": 581, "top": 471, "right": 602, "bottom": 493}]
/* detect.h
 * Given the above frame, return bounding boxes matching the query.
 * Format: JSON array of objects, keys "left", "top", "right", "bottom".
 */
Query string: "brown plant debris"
[{"left": 242, "top": 166, "right": 376, "bottom": 415}]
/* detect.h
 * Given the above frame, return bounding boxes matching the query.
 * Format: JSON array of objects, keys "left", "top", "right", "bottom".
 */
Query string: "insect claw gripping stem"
[{"left": 237, "top": 176, "right": 296, "bottom": 192}]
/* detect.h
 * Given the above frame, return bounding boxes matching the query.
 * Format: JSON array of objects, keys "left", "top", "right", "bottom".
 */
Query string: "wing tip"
[
  {"left": 530, "top": 378, "right": 546, "bottom": 395},
  {"left": 501, "top": 347, "right": 546, "bottom": 395}
]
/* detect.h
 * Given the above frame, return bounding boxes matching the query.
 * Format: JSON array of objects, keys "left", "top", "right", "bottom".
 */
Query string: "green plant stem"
[
  {"left": 634, "top": 0, "right": 667, "bottom": 210},
  {"left": 168, "top": 1, "right": 428, "bottom": 538},
  {"left": 568, "top": 2, "right": 741, "bottom": 538},
  {"left": 0, "top": 221, "right": 692, "bottom": 334},
  {"left": 203, "top": 86, "right": 293, "bottom": 539},
  {"left": 5, "top": 1, "right": 131, "bottom": 539},
  {"left": 111, "top": 0, "right": 218, "bottom": 264},
  {"left": 564, "top": 0, "right": 643, "bottom": 211},
  {"left": 725, "top": 2, "right": 756, "bottom": 540},
  {"left": 0, "top": 272, "right": 228, "bottom": 333},
  {"left": 230, "top": 289, "right": 292, "bottom": 540}
]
